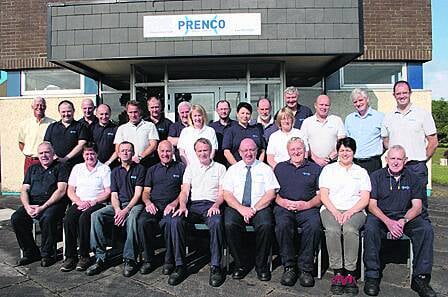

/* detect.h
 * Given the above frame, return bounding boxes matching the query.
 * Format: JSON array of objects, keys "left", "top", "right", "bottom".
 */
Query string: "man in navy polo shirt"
[
  {"left": 363, "top": 145, "right": 435, "bottom": 297},
  {"left": 86, "top": 141, "right": 146, "bottom": 277},
  {"left": 274, "top": 137, "right": 322, "bottom": 287},
  {"left": 168, "top": 101, "right": 191, "bottom": 161},
  {"left": 91, "top": 104, "right": 118, "bottom": 167},
  {"left": 137, "top": 140, "right": 185, "bottom": 276},
  {"left": 146, "top": 96, "right": 173, "bottom": 141},
  {"left": 44, "top": 100, "right": 90, "bottom": 168},
  {"left": 78, "top": 98, "right": 98, "bottom": 130},
  {"left": 283, "top": 86, "right": 313, "bottom": 129},
  {"left": 209, "top": 99, "right": 235, "bottom": 166}
]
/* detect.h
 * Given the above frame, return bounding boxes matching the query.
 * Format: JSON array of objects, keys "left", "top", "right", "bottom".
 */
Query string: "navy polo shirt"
[
  {"left": 222, "top": 123, "right": 266, "bottom": 161},
  {"left": 24, "top": 161, "right": 69, "bottom": 205},
  {"left": 79, "top": 117, "right": 99, "bottom": 130},
  {"left": 144, "top": 161, "right": 185, "bottom": 204},
  {"left": 91, "top": 121, "right": 118, "bottom": 163},
  {"left": 209, "top": 119, "right": 236, "bottom": 165},
  {"left": 168, "top": 120, "right": 188, "bottom": 138},
  {"left": 274, "top": 160, "right": 321, "bottom": 201},
  {"left": 370, "top": 167, "right": 424, "bottom": 220},
  {"left": 294, "top": 104, "right": 313, "bottom": 129},
  {"left": 44, "top": 120, "right": 90, "bottom": 164},
  {"left": 148, "top": 117, "right": 173, "bottom": 141},
  {"left": 111, "top": 163, "right": 146, "bottom": 204}
]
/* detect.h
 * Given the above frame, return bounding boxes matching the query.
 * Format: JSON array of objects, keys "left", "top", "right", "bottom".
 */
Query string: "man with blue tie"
[{"left": 223, "top": 138, "right": 279, "bottom": 281}]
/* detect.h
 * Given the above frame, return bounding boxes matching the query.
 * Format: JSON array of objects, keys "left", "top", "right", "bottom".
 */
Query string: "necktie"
[{"left": 242, "top": 165, "right": 252, "bottom": 207}]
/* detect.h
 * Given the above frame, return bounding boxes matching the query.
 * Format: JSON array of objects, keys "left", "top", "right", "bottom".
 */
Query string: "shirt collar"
[
  {"left": 257, "top": 116, "right": 274, "bottom": 127},
  {"left": 354, "top": 107, "right": 373, "bottom": 119}
]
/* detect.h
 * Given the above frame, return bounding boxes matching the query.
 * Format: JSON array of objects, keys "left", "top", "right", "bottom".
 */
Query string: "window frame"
[
  {"left": 21, "top": 69, "right": 84, "bottom": 96},
  {"left": 340, "top": 62, "right": 407, "bottom": 89}
]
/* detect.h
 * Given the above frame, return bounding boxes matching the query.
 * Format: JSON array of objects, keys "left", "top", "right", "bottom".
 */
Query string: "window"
[
  {"left": 21, "top": 69, "right": 83, "bottom": 95},
  {"left": 340, "top": 63, "right": 406, "bottom": 89}
]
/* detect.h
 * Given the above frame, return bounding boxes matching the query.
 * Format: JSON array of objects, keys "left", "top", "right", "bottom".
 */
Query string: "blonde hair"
[
  {"left": 275, "top": 107, "right": 295, "bottom": 128},
  {"left": 188, "top": 104, "right": 208, "bottom": 128}
]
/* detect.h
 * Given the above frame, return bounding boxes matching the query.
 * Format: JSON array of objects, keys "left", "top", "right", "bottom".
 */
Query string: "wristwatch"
[{"left": 403, "top": 217, "right": 409, "bottom": 224}]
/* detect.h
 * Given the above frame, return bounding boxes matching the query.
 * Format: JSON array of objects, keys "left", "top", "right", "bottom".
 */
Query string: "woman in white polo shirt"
[{"left": 319, "top": 137, "right": 371, "bottom": 296}]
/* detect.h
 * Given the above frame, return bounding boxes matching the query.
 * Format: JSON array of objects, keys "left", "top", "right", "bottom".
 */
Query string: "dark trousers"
[
  {"left": 169, "top": 200, "right": 224, "bottom": 267},
  {"left": 11, "top": 203, "right": 66, "bottom": 258},
  {"left": 224, "top": 206, "right": 274, "bottom": 272},
  {"left": 363, "top": 214, "right": 434, "bottom": 279},
  {"left": 63, "top": 203, "right": 105, "bottom": 258},
  {"left": 406, "top": 161, "right": 429, "bottom": 210},
  {"left": 274, "top": 206, "right": 321, "bottom": 272},
  {"left": 137, "top": 202, "right": 173, "bottom": 264},
  {"left": 354, "top": 156, "right": 383, "bottom": 175}
]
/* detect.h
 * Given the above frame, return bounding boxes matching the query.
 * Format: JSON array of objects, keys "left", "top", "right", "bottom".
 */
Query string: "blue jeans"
[{"left": 90, "top": 204, "right": 143, "bottom": 262}]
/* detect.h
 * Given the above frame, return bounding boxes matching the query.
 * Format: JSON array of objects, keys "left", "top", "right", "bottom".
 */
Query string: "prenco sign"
[{"left": 143, "top": 13, "right": 261, "bottom": 38}]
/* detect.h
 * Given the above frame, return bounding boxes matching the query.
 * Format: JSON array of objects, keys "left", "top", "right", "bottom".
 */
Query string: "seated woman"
[
  {"left": 266, "top": 107, "right": 308, "bottom": 169},
  {"left": 319, "top": 137, "right": 371, "bottom": 295},
  {"left": 177, "top": 104, "right": 218, "bottom": 165}
]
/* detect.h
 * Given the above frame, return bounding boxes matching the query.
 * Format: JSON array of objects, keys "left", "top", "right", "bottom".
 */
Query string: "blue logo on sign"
[{"left": 178, "top": 15, "right": 225, "bottom": 35}]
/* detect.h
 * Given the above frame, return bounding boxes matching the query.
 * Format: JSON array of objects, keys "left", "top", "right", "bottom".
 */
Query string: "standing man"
[
  {"left": 274, "top": 137, "right": 322, "bottom": 287},
  {"left": 283, "top": 86, "right": 313, "bottom": 129},
  {"left": 382, "top": 80, "right": 438, "bottom": 210},
  {"left": 78, "top": 98, "right": 98, "bottom": 130},
  {"left": 146, "top": 96, "right": 173, "bottom": 141},
  {"left": 170, "top": 138, "right": 227, "bottom": 287},
  {"left": 345, "top": 88, "right": 385, "bottom": 174},
  {"left": 86, "top": 141, "right": 145, "bottom": 277},
  {"left": 209, "top": 100, "right": 235, "bottom": 165},
  {"left": 11, "top": 142, "right": 68, "bottom": 267},
  {"left": 250, "top": 98, "right": 277, "bottom": 143},
  {"left": 44, "top": 100, "right": 90, "bottom": 168},
  {"left": 363, "top": 145, "right": 436, "bottom": 297},
  {"left": 91, "top": 104, "right": 118, "bottom": 167},
  {"left": 168, "top": 101, "right": 191, "bottom": 161},
  {"left": 301, "top": 95, "right": 346, "bottom": 167},
  {"left": 137, "top": 140, "right": 185, "bottom": 276},
  {"left": 114, "top": 101, "right": 159, "bottom": 168},
  {"left": 223, "top": 138, "right": 279, "bottom": 281},
  {"left": 18, "top": 97, "right": 55, "bottom": 174}
]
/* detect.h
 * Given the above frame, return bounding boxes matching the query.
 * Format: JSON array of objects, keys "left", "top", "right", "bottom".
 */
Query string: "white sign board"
[{"left": 143, "top": 13, "right": 261, "bottom": 38}]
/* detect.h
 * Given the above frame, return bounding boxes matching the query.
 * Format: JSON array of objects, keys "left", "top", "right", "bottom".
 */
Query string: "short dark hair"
[
  {"left": 336, "top": 137, "right": 357, "bottom": 154},
  {"left": 194, "top": 138, "right": 212, "bottom": 151},
  {"left": 237, "top": 102, "right": 252, "bottom": 113},
  {"left": 126, "top": 100, "right": 141, "bottom": 111},
  {"left": 82, "top": 142, "right": 98, "bottom": 153},
  {"left": 393, "top": 80, "right": 412, "bottom": 94},
  {"left": 119, "top": 141, "right": 135, "bottom": 152},
  {"left": 58, "top": 100, "right": 74, "bottom": 111},
  {"left": 216, "top": 99, "right": 231, "bottom": 109}
]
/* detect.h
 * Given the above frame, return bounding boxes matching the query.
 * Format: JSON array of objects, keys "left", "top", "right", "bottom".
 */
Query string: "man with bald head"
[
  {"left": 137, "top": 140, "right": 186, "bottom": 276},
  {"left": 18, "top": 97, "right": 55, "bottom": 174},
  {"left": 301, "top": 95, "right": 346, "bottom": 167},
  {"left": 223, "top": 138, "right": 279, "bottom": 281},
  {"left": 79, "top": 98, "right": 98, "bottom": 129},
  {"left": 91, "top": 104, "right": 118, "bottom": 167}
]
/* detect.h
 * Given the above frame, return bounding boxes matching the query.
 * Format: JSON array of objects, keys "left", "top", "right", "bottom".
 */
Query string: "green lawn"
[{"left": 432, "top": 147, "right": 448, "bottom": 185}]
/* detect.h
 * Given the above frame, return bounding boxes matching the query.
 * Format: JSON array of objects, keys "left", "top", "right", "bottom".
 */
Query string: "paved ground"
[{"left": 0, "top": 186, "right": 447, "bottom": 297}]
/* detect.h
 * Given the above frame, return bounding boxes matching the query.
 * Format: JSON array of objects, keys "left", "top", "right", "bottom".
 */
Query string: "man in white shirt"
[{"left": 223, "top": 138, "right": 280, "bottom": 281}]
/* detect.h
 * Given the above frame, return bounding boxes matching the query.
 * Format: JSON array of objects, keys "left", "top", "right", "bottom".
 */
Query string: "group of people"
[{"left": 11, "top": 81, "right": 437, "bottom": 297}]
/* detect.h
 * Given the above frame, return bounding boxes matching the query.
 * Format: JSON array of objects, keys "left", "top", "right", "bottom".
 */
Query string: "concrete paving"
[{"left": 0, "top": 186, "right": 447, "bottom": 297}]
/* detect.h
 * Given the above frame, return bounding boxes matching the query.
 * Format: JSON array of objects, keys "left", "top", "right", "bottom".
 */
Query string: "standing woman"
[
  {"left": 177, "top": 104, "right": 218, "bottom": 165},
  {"left": 222, "top": 102, "right": 266, "bottom": 165},
  {"left": 319, "top": 137, "right": 370, "bottom": 295},
  {"left": 266, "top": 107, "right": 308, "bottom": 169}
]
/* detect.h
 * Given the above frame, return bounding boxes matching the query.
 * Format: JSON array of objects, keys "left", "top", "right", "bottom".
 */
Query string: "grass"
[{"left": 432, "top": 147, "right": 448, "bottom": 185}]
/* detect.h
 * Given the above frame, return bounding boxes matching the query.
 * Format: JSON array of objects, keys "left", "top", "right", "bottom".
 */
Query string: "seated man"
[
  {"left": 223, "top": 138, "right": 279, "bottom": 281},
  {"left": 61, "top": 142, "right": 111, "bottom": 272},
  {"left": 274, "top": 137, "right": 322, "bottom": 287},
  {"left": 86, "top": 141, "right": 145, "bottom": 277},
  {"left": 137, "top": 140, "right": 185, "bottom": 275},
  {"left": 11, "top": 142, "right": 68, "bottom": 267},
  {"left": 363, "top": 145, "right": 436, "bottom": 297},
  {"left": 170, "top": 138, "right": 227, "bottom": 287}
]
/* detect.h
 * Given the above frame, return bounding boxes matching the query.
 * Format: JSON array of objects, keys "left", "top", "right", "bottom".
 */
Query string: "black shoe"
[
  {"left": 76, "top": 256, "right": 91, "bottom": 271},
  {"left": 257, "top": 270, "right": 271, "bottom": 281},
  {"left": 232, "top": 267, "right": 247, "bottom": 280},
  {"left": 168, "top": 266, "right": 187, "bottom": 286},
  {"left": 60, "top": 257, "right": 77, "bottom": 272},
  {"left": 85, "top": 260, "right": 104, "bottom": 276},
  {"left": 299, "top": 271, "right": 315, "bottom": 287},
  {"left": 40, "top": 257, "right": 56, "bottom": 267},
  {"left": 280, "top": 266, "right": 298, "bottom": 286},
  {"left": 209, "top": 266, "right": 224, "bottom": 287},
  {"left": 162, "top": 263, "right": 174, "bottom": 275},
  {"left": 17, "top": 254, "right": 41, "bottom": 266},
  {"left": 330, "top": 273, "right": 345, "bottom": 295},
  {"left": 140, "top": 262, "right": 153, "bottom": 275},
  {"left": 344, "top": 274, "right": 359, "bottom": 295},
  {"left": 123, "top": 259, "right": 138, "bottom": 277},
  {"left": 411, "top": 275, "right": 437, "bottom": 297},
  {"left": 364, "top": 277, "right": 380, "bottom": 296}
]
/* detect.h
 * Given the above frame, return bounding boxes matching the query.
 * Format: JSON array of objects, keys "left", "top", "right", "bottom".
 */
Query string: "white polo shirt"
[
  {"left": 266, "top": 128, "right": 309, "bottom": 163},
  {"left": 301, "top": 114, "right": 346, "bottom": 158},
  {"left": 68, "top": 161, "right": 111, "bottom": 201},
  {"left": 177, "top": 125, "right": 218, "bottom": 164},
  {"left": 183, "top": 161, "right": 226, "bottom": 202},
  {"left": 381, "top": 104, "right": 437, "bottom": 161},
  {"left": 319, "top": 162, "right": 371, "bottom": 211},
  {"left": 114, "top": 120, "right": 159, "bottom": 156},
  {"left": 223, "top": 160, "right": 280, "bottom": 207}
]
